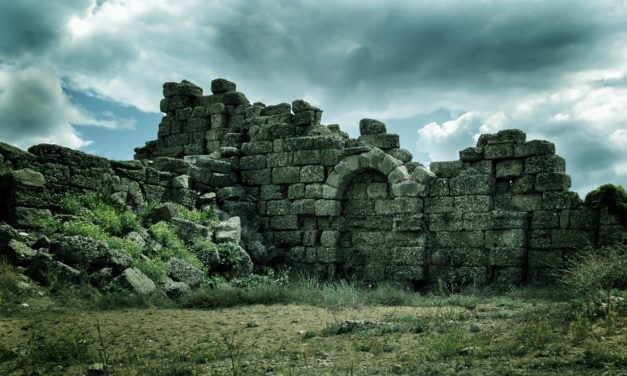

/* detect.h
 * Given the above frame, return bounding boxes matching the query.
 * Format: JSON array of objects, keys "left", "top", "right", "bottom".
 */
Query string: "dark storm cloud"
[
  {"left": 209, "top": 0, "right": 620, "bottom": 100},
  {"left": 0, "top": 0, "right": 91, "bottom": 61}
]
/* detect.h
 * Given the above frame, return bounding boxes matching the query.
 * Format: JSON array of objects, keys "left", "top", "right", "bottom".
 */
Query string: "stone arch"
[
  {"left": 322, "top": 147, "right": 426, "bottom": 201},
  {"left": 317, "top": 147, "right": 431, "bottom": 283}
]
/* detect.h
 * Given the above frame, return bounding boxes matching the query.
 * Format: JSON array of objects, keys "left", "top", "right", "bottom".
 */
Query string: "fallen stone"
[
  {"left": 167, "top": 258, "right": 205, "bottom": 288},
  {"left": 114, "top": 268, "right": 157, "bottom": 295},
  {"left": 214, "top": 216, "right": 242, "bottom": 244}
]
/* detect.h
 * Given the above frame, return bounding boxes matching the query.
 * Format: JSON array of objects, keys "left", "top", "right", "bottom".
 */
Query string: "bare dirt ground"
[{"left": 1, "top": 300, "right": 625, "bottom": 375}]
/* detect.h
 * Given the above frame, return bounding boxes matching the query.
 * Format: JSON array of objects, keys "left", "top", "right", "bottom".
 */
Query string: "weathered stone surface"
[
  {"left": 535, "top": 173, "right": 571, "bottom": 191},
  {"left": 430, "top": 160, "right": 462, "bottom": 178},
  {"left": 459, "top": 147, "right": 484, "bottom": 162},
  {"left": 211, "top": 78, "right": 236, "bottom": 94},
  {"left": 167, "top": 258, "right": 204, "bottom": 288},
  {"left": 359, "top": 119, "right": 386, "bottom": 135},
  {"left": 171, "top": 217, "right": 210, "bottom": 243},
  {"left": 315, "top": 200, "right": 341, "bottom": 216},
  {"left": 164, "top": 280, "right": 191, "bottom": 298},
  {"left": 514, "top": 140, "right": 555, "bottom": 157},
  {"left": 495, "top": 160, "right": 523, "bottom": 179},
  {"left": 9, "top": 169, "right": 46, "bottom": 187},
  {"left": 5, "top": 239, "right": 37, "bottom": 265},
  {"left": 450, "top": 170, "right": 494, "bottom": 195},
  {"left": 525, "top": 155, "right": 565, "bottom": 174},
  {"left": 214, "top": 216, "right": 241, "bottom": 244},
  {"left": 114, "top": 268, "right": 157, "bottom": 295},
  {"left": 358, "top": 134, "right": 399, "bottom": 150}
]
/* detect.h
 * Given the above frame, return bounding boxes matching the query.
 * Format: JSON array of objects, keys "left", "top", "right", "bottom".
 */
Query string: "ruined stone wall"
[
  {"left": 1, "top": 78, "right": 624, "bottom": 287},
  {"left": 133, "top": 78, "right": 626, "bottom": 286}
]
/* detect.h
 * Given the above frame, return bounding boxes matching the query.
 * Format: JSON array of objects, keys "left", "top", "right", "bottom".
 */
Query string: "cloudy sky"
[{"left": 1, "top": 0, "right": 626, "bottom": 196}]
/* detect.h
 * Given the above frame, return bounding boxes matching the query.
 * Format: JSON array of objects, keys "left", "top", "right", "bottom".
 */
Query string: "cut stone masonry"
[{"left": 1, "top": 78, "right": 625, "bottom": 288}]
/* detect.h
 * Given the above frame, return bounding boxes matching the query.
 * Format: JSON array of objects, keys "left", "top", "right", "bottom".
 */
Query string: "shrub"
[
  {"left": 172, "top": 203, "right": 217, "bottom": 225},
  {"left": 134, "top": 258, "right": 168, "bottom": 283},
  {"left": 560, "top": 243, "right": 627, "bottom": 319},
  {"left": 148, "top": 222, "right": 204, "bottom": 269},
  {"left": 585, "top": 183, "right": 627, "bottom": 221}
]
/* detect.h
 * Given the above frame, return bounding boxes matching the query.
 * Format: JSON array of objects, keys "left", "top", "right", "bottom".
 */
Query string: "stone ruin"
[{"left": 1, "top": 78, "right": 625, "bottom": 288}]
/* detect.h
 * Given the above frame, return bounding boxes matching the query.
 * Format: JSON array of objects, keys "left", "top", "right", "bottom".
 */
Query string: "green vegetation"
[{"left": 585, "top": 183, "right": 627, "bottom": 221}]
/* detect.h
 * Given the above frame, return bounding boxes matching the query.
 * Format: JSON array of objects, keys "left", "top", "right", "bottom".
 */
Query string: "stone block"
[
  {"left": 528, "top": 250, "right": 563, "bottom": 268},
  {"left": 424, "top": 196, "right": 454, "bottom": 213},
  {"left": 313, "top": 136, "right": 343, "bottom": 150},
  {"left": 210, "top": 114, "right": 228, "bottom": 129},
  {"left": 321, "top": 149, "right": 341, "bottom": 166},
  {"left": 320, "top": 231, "right": 340, "bottom": 247},
  {"left": 427, "top": 178, "right": 449, "bottom": 197},
  {"left": 535, "top": 173, "right": 571, "bottom": 191},
  {"left": 525, "top": 155, "right": 565, "bottom": 174},
  {"left": 484, "top": 143, "right": 514, "bottom": 159},
  {"left": 514, "top": 140, "right": 555, "bottom": 157},
  {"left": 429, "top": 212, "right": 463, "bottom": 231},
  {"left": 287, "top": 183, "right": 305, "bottom": 199},
  {"left": 393, "top": 214, "right": 426, "bottom": 231},
  {"left": 293, "top": 150, "right": 321, "bottom": 165},
  {"left": 317, "top": 247, "right": 338, "bottom": 263},
  {"left": 358, "top": 134, "right": 400, "bottom": 150},
  {"left": 430, "top": 160, "right": 462, "bottom": 178},
  {"left": 210, "top": 78, "right": 236, "bottom": 94},
  {"left": 315, "top": 200, "right": 341, "bottom": 216},
  {"left": 366, "top": 183, "right": 388, "bottom": 199},
  {"left": 359, "top": 118, "right": 386, "bottom": 135},
  {"left": 260, "top": 185, "right": 284, "bottom": 200},
  {"left": 265, "top": 199, "right": 292, "bottom": 215},
  {"left": 388, "top": 167, "right": 411, "bottom": 184},
  {"left": 391, "top": 180, "right": 427, "bottom": 197},
  {"left": 267, "top": 152, "right": 291, "bottom": 167},
  {"left": 431, "top": 248, "right": 488, "bottom": 267},
  {"left": 388, "top": 148, "right": 413, "bottom": 163},
  {"left": 270, "top": 215, "right": 299, "bottom": 230},
  {"left": 531, "top": 211, "right": 559, "bottom": 229},
  {"left": 543, "top": 191, "right": 580, "bottom": 210},
  {"left": 284, "top": 137, "right": 314, "bottom": 151},
  {"left": 343, "top": 200, "right": 374, "bottom": 216},
  {"left": 292, "top": 199, "right": 316, "bottom": 215},
  {"left": 391, "top": 246, "right": 427, "bottom": 265},
  {"left": 411, "top": 165, "right": 436, "bottom": 184},
  {"left": 272, "top": 166, "right": 301, "bottom": 184},
  {"left": 488, "top": 229, "right": 526, "bottom": 248},
  {"left": 273, "top": 231, "right": 303, "bottom": 246},
  {"left": 489, "top": 247, "right": 525, "bottom": 266},
  {"left": 463, "top": 213, "right": 491, "bottom": 230},
  {"left": 305, "top": 183, "right": 323, "bottom": 198},
  {"left": 375, "top": 198, "right": 423, "bottom": 214},
  {"left": 345, "top": 183, "right": 367, "bottom": 199},
  {"left": 529, "top": 230, "right": 552, "bottom": 249},
  {"left": 511, "top": 194, "right": 543, "bottom": 211},
  {"left": 241, "top": 141, "right": 273, "bottom": 155},
  {"left": 450, "top": 170, "right": 494, "bottom": 195},
  {"left": 433, "top": 231, "right": 484, "bottom": 248},
  {"left": 511, "top": 175, "right": 535, "bottom": 193},
  {"left": 495, "top": 159, "right": 524, "bottom": 178},
  {"left": 551, "top": 229, "right": 594, "bottom": 248},
  {"left": 459, "top": 147, "right": 484, "bottom": 161},
  {"left": 303, "top": 231, "right": 320, "bottom": 247},
  {"left": 223, "top": 92, "right": 249, "bottom": 105},
  {"left": 454, "top": 195, "right": 492, "bottom": 213},
  {"left": 491, "top": 210, "right": 527, "bottom": 229},
  {"left": 239, "top": 155, "right": 266, "bottom": 170},
  {"left": 467, "top": 160, "right": 494, "bottom": 175}
]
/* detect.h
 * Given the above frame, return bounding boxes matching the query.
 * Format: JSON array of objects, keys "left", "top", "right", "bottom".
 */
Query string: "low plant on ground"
[{"left": 560, "top": 243, "right": 627, "bottom": 326}]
